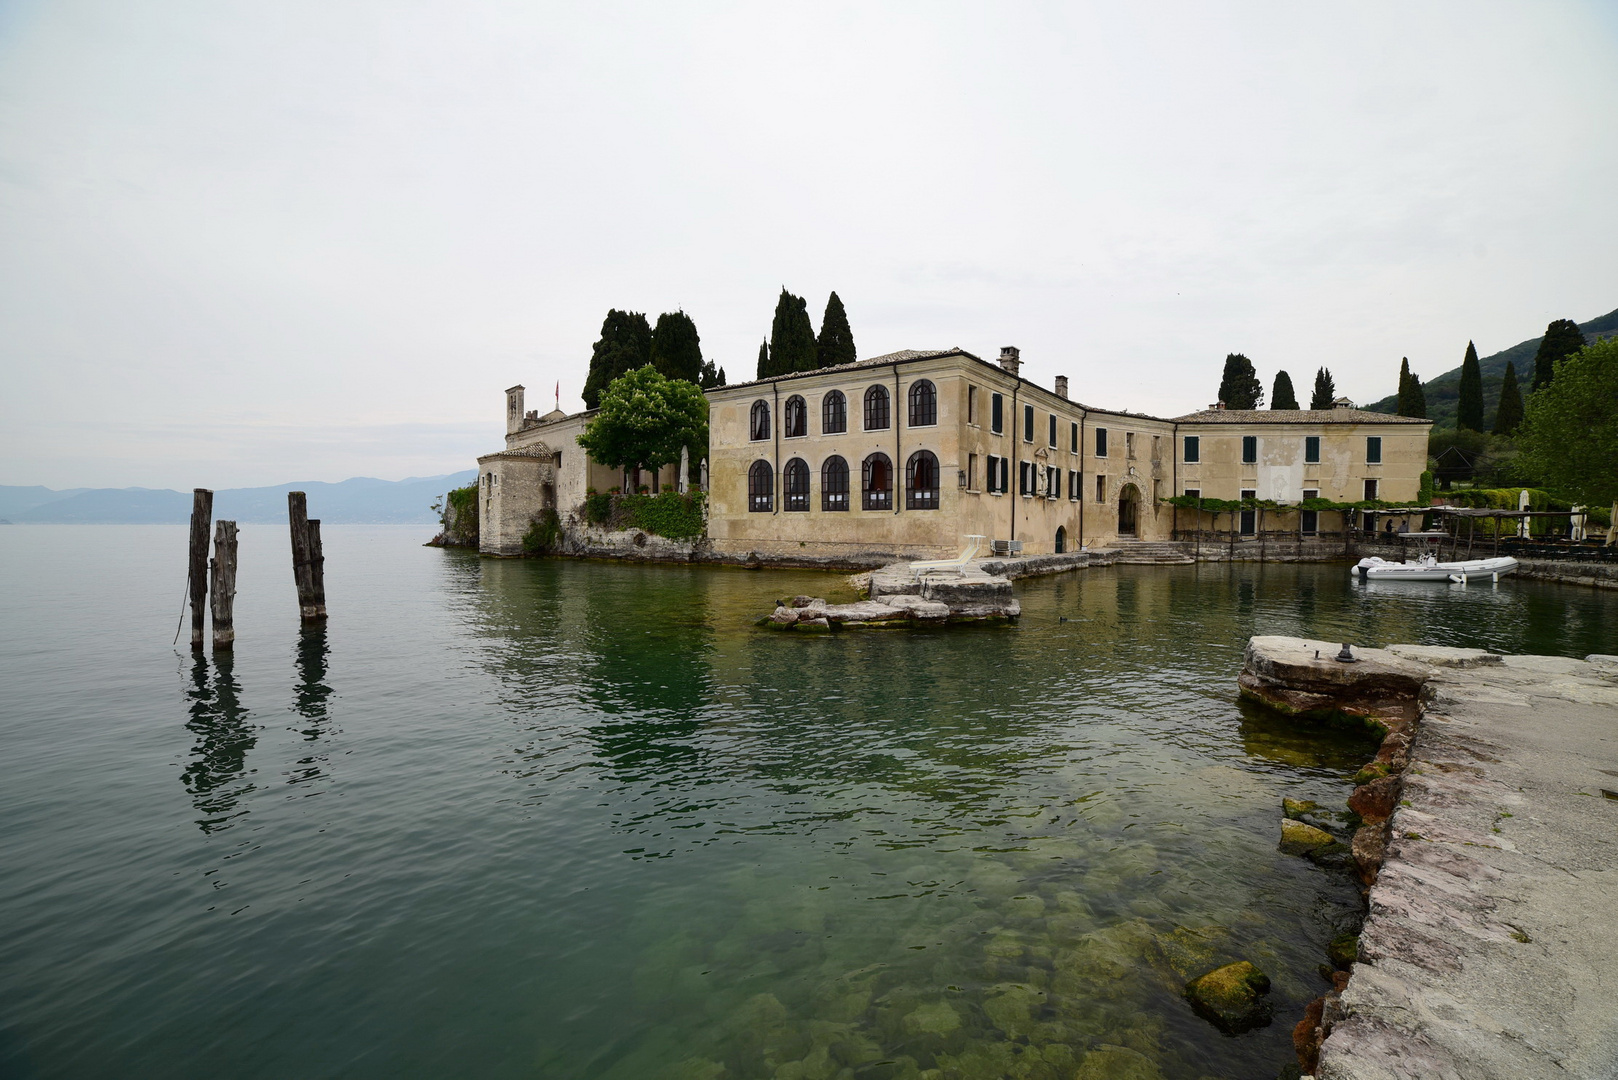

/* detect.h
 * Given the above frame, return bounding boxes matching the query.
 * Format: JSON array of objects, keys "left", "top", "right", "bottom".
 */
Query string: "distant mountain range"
[
  {"left": 1363, "top": 306, "right": 1618, "bottom": 430},
  {"left": 0, "top": 471, "right": 477, "bottom": 524}
]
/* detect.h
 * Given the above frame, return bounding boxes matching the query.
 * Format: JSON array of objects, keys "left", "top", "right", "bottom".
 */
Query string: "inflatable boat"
[{"left": 1352, "top": 554, "right": 1519, "bottom": 583}]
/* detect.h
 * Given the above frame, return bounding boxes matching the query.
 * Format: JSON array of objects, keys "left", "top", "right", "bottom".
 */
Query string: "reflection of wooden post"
[
  {"left": 210, "top": 521, "right": 237, "bottom": 649},
  {"left": 306, "top": 519, "right": 327, "bottom": 619},
  {"left": 188, "top": 489, "right": 213, "bottom": 650}
]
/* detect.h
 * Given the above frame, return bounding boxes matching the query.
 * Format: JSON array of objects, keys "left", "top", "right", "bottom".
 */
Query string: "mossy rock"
[
  {"left": 1327, "top": 932, "right": 1360, "bottom": 969},
  {"left": 1303, "top": 839, "right": 1352, "bottom": 869},
  {"left": 1281, "top": 796, "right": 1321, "bottom": 819},
  {"left": 1148, "top": 925, "right": 1232, "bottom": 982},
  {"left": 1279, "top": 818, "right": 1335, "bottom": 855},
  {"left": 1352, "top": 761, "right": 1392, "bottom": 785},
  {"left": 1184, "top": 961, "right": 1272, "bottom": 1034},
  {"left": 1073, "top": 1044, "right": 1166, "bottom": 1080}
]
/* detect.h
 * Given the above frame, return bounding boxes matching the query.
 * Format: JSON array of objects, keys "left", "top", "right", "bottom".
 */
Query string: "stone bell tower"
[{"left": 506, "top": 385, "right": 525, "bottom": 436}]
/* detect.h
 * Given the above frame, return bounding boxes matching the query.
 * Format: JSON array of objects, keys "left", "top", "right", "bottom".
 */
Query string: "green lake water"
[{"left": 2, "top": 525, "right": 1615, "bottom": 1080}]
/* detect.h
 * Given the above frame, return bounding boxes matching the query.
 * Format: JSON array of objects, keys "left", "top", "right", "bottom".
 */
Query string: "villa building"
[{"left": 478, "top": 347, "right": 1430, "bottom": 558}]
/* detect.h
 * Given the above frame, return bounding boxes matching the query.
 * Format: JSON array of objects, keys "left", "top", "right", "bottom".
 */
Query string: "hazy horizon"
[{"left": 3, "top": 1, "right": 1616, "bottom": 490}]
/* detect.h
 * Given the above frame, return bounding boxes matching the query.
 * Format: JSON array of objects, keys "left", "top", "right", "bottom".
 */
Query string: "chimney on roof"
[
  {"left": 999, "top": 346, "right": 1021, "bottom": 377},
  {"left": 1210, "top": 401, "right": 1225, "bottom": 411},
  {"left": 1054, "top": 375, "right": 1068, "bottom": 399}
]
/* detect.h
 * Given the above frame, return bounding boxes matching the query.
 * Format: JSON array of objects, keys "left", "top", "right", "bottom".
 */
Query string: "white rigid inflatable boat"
[{"left": 1353, "top": 553, "right": 1519, "bottom": 583}]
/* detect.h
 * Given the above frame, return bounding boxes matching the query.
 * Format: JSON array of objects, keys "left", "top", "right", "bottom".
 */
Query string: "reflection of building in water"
[
  {"left": 181, "top": 653, "right": 257, "bottom": 833},
  {"left": 480, "top": 349, "right": 1430, "bottom": 558},
  {"left": 288, "top": 626, "right": 336, "bottom": 788}
]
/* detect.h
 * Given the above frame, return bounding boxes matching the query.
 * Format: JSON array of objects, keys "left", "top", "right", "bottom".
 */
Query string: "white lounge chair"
[{"left": 909, "top": 535, "right": 986, "bottom": 573}]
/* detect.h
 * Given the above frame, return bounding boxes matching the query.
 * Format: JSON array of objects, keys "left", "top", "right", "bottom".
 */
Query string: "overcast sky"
[{"left": 2, "top": 1, "right": 1615, "bottom": 489}]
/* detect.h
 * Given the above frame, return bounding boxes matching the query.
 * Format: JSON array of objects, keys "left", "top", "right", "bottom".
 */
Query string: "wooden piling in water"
[
  {"left": 287, "top": 492, "right": 327, "bottom": 622},
  {"left": 188, "top": 489, "right": 213, "bottom": 650},
  {"left": 210, "top": 520, "right": 238, "bottom": 650},
  {"left": 306, "top": 518, "right": 327, "bottom": 619}
]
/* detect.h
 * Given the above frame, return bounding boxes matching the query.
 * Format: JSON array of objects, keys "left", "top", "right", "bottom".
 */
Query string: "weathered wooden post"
[
  {"left": 287, "top": 492, "right": 327, "bottom": 622},
  {"left": 305, "top": 518, "right": 327, "bottom": 620},
  {"left": 188, "top": 489, "right": 213, "bottom": 650},
  {"left": 210, "top": 520, "right": 238, "bottom": 650}
]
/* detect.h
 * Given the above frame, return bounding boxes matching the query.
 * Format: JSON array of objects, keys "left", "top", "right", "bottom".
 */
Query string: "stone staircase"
[{"left": 1104, "top": 540, "right": 1196, "bottom": 565}]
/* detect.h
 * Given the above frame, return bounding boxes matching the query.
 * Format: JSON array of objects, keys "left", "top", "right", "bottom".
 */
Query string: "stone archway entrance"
[
  {"left": 1118, "top": 484, "right": 1140, "bottom": 536},
  {"left": 1055, "top": 526, "right": 1067, "bottom": 554}
]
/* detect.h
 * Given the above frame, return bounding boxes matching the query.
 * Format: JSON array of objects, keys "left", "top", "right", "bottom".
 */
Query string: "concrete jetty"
[{"left": 1242, "top": 636, "right": 1618, "bottom": 1079}]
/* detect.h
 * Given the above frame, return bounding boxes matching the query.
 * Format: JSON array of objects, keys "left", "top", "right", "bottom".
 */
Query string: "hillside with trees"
[{"left": 1364, "top": 306, "right": 1618, "bottom": 428}]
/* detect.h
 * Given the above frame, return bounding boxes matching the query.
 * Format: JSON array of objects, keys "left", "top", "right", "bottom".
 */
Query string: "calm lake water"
[{"left": 2, "top": 525, "right": 1614, "bottom": 1080}]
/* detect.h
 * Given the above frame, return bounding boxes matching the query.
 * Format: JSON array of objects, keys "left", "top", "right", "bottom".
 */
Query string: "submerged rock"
[
  {"left": 1282, "top": 797, "right": 1333, "bottom": 824},
  {"left": 1073, "top": 1044, "right": 1166, "bottom": 1080},
  {"left": 1279, "top": 817, "right": 1336, "bottom": 855},
  {"left": 1184, "top": 960, "right": 1272, "bottom": 1033},
  {"left": 1327, "top": 932, "right": 1360, "bottom": 969}
]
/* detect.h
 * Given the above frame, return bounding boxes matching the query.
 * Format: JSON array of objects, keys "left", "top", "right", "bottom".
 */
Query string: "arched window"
[
  {"left": 821, "top": 455, "right": 849, "bottom": 511},
  {"left": 863, "top": 385, "right": 890, "bottom": 431},
  {"left": 783, "top": 458, "right": 810, "bottom": 511},
  {"left": 862, "top": 453, "right": 892, "bottom": 510},
  {"left": 784, "top": 395, "right": 807, "bottom": 438},
  {"left": 750, "top": 400, "right": 771, "bottom": 441},
  {"left": 905, "top": 450, "right": 940, "bottom": 510},
  {"left": 907, "top": 380, "right": 937, "bottom": 427},
  {"left": 748, "top": 460, "right": 773, "bottom": 512},
  {"left": 822, "top": 390, "right": 847, "bottom": 434}
]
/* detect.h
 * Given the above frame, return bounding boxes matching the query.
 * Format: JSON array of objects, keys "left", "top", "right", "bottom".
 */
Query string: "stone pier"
[{"left": 1242, "top": 636, "right": 1618, "bottom": 1079}]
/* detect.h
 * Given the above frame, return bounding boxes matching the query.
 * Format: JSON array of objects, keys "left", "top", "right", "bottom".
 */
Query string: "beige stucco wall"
[{"left": 1174, "top": 422, "right": 1427, "bottom": 502}]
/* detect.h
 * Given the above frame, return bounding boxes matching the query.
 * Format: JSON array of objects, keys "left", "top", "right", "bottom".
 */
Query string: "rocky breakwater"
[
  {"left": 764, "top": 562, "right": 1020, "bottom": 631},
  {"left": 1242, "top": 635, "right": 1618, "bottom": 1080}
]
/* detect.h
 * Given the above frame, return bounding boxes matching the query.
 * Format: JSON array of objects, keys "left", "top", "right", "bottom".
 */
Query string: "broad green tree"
[
  {"left": 1492, "top": 361, "right": 1524, "bottom": 434},
  {"left": 1396, "top": 357, "right": 1427, "bottom": 418},
  {"left": 1516, "top": 337, "right": 1618, "bottom": 507},
  {"left": 1532, "top": 318, "right": 1585, "bottom": 391},
  {"left": 576, "top": 365, "right": 710, "bottom": 480},
  {"left": 1270, "top": 370, "right": 1299, "bottom": 410},
  {"left": 816, "top": 291, "right": 857, "bottom": 368},
  {"left": 1309, "top": 367, "right": 1336, "bottom": 410},
  {"left": 649, "top": 310, "right": 703, "bottom": 384},
  {"left": 1457, "top": 341, "right": 1484, "bottom": 431},
  {"left": 768, "top": 289, "right": 818, "bottom": 375},
  {"left": 582, "top": 310, "right": 652, "bottom": 409},
  {"left": 1216, "top": 353, "right": 1263, "bottom": 410}
]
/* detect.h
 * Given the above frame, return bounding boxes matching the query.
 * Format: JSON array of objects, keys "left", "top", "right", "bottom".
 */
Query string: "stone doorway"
[
  {"left": 1118, "top": 485, "right": 1140, "bottom": 536},
  {"left": 1055, "top": 526, "right": 1067, "bottom": 554}
]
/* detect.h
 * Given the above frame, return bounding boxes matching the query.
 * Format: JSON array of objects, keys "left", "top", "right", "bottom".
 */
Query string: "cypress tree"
[
  {"left": 1216, "top": 353, "right": 1264, "bottom": 410},
  {"left": 582, "top": 309, "right": 652, "bottom": 409},
  {"left": 1492, "top": 361, "right": 1524, "bottom": 434},
  {"left": 1457, "top": 341, "right": 1484, "bottom": 431},
  {"left": 698, "top": 359, "right": 726, "bottom": 389},
  {"left": 769, "top": 288, "right": 818, "bottom": 375},
  {"left": 755, "top": 339, "right": 771, "bottom": 380},
  {"left": 1270, "top": 370, "right": 1299, "bottom": 410},
  {"left": 1532, "top": 318, "right": 1585, "bottom": 391},
  {"left": 1309, "top": 367, "right": 1336, "bottom": 410},
  {"left": 816, "top": 291, "right": 857, "bottom": 369},
  {"left": 649, "top": 310, "right": 703, "bottom": 384},
  {"left": 1396, "top": 357, "right": 1426, "bottom": 418}
]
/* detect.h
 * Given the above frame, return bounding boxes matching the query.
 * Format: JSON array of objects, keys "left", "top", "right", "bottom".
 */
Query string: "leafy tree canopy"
[
  {"left": 576, "top": 365, "right": 710, "bottom": 476},
  {"left": 1396, "top": 357, "right": 1426, "bottom": 418},
  {"left": 1217, "top": 353, "right": 1263, "bottom": 410},
  {"left": 816, "top": 291, "right": 857, "bottom": 369},
  {"left": 1310, "top": 367, "right": 1336, "bottom": 410},
  {"left": 1516, "top": 336, "right": 1618, "bottom": 507},
  {"left": 767, "top": 288, "right": 818, "bottom": 376},
  {"left": 582, "top": 310, "right": 652, "bottom": 409},
  {"left": 649, "top": 310, "right": 703, "bottom": 384},
  {"left": 1492, "top": 361, "right": 1524, "bottom": 435},
  {"left": 1270, "top": 370, "right": 1299, "bottom": 410},
  {"left": 1456, "top": 341, "right": 1484, "bottom": 431},
  {"left": 1532, "top": 318, "right": 1585, "bottom": 391}
]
